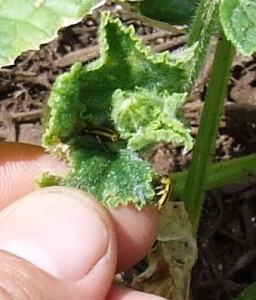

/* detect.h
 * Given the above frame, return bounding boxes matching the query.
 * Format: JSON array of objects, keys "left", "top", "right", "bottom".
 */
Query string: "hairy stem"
[
  {"left": 187, "top": 0, "right": 220, "bottom": 87},
  {"left": 172, "top": 153, "right": 256, "bottom": 199},
  {"left": 183, "top": 30, "right": 235, "bottom": 236}
]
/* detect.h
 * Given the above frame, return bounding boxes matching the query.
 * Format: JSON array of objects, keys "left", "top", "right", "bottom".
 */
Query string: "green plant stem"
[
  {"left": 183, "top": 30, "right": 235, "bottom": 236},
  {"left": 187, "top": 0, "right": 220, "bottom": 87},
  {"left": 172, "top": 153, "right": 256, "bottom": 199}
]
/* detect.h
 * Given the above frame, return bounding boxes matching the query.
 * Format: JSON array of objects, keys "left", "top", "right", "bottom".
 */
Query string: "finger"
[
  {"left": 0, "top": 187, "right": 117, "bottom": 299},
  {"left": 107, "top": 285, "right": 167, "bottom": 300},
  {"left": 0, "top": 142, "right": 158, "bottom": 271},
  {"left": 110, "top": 205, "right": 158, "bottom": 272},
  {"left": 0, "top": 142, "right": 68, "bottom": 208}
]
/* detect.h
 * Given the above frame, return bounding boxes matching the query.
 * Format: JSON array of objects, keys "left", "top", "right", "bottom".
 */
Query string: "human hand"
[{"left": 0, "top": 142, "right": 166, "bottom": 299}]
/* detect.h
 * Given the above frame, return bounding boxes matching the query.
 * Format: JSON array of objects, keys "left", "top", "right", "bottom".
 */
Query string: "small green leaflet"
[
  {"left": 220, "top": 0, "right": 256, "bottom": 55},
  {"left": 112, "top": 88, "right": 193, "bottom": 152}
]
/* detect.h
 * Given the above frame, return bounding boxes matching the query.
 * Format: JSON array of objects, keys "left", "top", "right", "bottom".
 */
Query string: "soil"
[{"left": 0, "top": 4, "right": 256, "bottom": 300}]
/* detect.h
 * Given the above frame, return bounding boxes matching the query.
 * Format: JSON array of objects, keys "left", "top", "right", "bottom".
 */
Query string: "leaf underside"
[
  {"left": 220, "top": 0, "right": 256, "bottom": 55},
  {"left": 0, "top": 0, "right": 102, "bottom": 66}
]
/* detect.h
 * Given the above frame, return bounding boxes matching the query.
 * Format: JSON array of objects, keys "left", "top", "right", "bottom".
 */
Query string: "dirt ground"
[{"left": 0, "top": 4, "right": 256, "bottom": 300}]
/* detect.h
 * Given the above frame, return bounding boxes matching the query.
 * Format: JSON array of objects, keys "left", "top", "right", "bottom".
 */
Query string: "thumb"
[{"left": 0, "top": 187, "right": 117, "bottom": 299}]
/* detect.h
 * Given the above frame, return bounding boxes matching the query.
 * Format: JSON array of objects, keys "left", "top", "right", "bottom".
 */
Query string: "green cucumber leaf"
[
  {"left": 220, "top": 0, "right": 256, "bottom": 55},
  {"left": 59, "top": 137, "right": 156, "bottom": 208},
  {"left": 42, "top": 12, "right": 195, "bottom": 209},
  {"left": 44, "top": 12, "right": 196, "bottom": 149},
  {"left": 40, "top": 136, "right": 156, "bottom": 208},
  {"left": 0, "top": 0, "right": 103, "bottom": 66}
]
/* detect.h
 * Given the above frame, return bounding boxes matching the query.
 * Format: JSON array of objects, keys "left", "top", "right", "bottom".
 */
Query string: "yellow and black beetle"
[
  {"left": 154, "top": 176, "right": 172, "bottom": 210},
  {"left": 84, "top": 127, "right": 119, "bottom": 142}
]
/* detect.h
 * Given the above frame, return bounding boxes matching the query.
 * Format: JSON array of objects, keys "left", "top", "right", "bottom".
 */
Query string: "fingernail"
[{"left": 0, "top": 187, "right": 109, "bottom": 281}]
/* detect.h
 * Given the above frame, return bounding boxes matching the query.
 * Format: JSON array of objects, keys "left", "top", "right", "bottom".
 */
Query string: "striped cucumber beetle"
[
  {"left": 154, "top": 176, "right": 172, "bottom": 210},
  {"left": 84, "top": 127, "right": 119, "bottom": 142}
]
